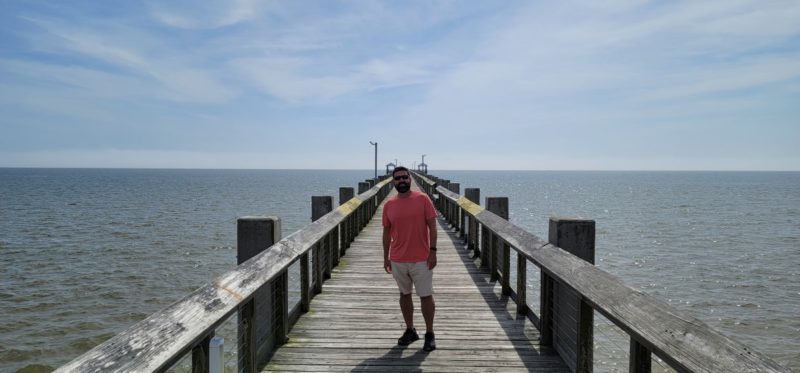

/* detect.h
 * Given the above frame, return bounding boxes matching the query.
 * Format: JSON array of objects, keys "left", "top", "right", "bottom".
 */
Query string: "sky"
[{"left": 0, "top": 0, "right": 798, "bottom": 171}]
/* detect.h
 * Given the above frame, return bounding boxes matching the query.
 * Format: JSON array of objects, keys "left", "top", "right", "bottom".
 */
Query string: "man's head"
[{"left": 392, "top": 166, "right": 411, "bottom": 194}]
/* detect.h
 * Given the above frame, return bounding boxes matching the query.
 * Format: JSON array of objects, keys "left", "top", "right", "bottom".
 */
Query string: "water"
[{"left": 1, "top": 169, "right": 798, "bottom": 371}]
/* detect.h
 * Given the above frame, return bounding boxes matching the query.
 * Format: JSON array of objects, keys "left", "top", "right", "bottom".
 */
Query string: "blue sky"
[{"left": 0, "top": 0, "right": 798, "bottom": 170}]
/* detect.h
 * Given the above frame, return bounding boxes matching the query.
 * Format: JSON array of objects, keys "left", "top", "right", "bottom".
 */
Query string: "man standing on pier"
[{"left": 382, "top": 166, "right": 438, "bottom": 352}]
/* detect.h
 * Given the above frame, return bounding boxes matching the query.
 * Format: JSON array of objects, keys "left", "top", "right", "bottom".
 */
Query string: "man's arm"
[
  {"left": 383, "top": 226, "right": 392, "bottom": 273},
  {"left": 427, "top": 217, "right": 437, "bottom": 270}
]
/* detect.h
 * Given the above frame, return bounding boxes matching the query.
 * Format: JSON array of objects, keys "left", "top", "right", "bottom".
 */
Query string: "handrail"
[
  {"left": 56, "top": 177, "right": 393, "bottom": 372},
  {"left": 413, "top": 171, "right": 789, "bottom": 373}
]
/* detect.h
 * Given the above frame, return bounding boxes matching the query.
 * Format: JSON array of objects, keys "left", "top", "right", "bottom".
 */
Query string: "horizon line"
[{"left": 1, "top": 166, "right": 798, "bottom": 172}]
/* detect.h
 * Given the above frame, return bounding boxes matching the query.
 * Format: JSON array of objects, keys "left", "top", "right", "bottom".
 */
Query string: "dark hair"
[{"left": 392, "top": 166, "right": 410, "bottom": 177}]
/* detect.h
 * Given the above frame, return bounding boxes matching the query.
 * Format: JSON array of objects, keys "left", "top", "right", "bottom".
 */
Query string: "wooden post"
[
  {"left": 548, "top": 217, "right": 595, "bottom": 373},
  {"left": 329, "top": 230, "right": 338, "bottom": 269},
  {"left": 239, "top": 300, "right": 256, "bottom": 373},
  {"left": 236, "top": 216, "right": 281, "bottom": 372},
  {"left": 237, "top": 216, "right": 281, "bottom": 265},
  {"left": 312, "top": 197, "right": 333, "bottom": 280},
  {"left": 312, "top": 243, "right": 322, "bottom": 295},
  {"left": 465, "top": 188, "right": 480, "bottom": 256},
  {"left": 365, "top": 179, "right": 376, "bottom": 218},
  {"left": 273, "top": 269, "right": 289, "bottom": 348},
  {"left": 630, "top": 338, "right": 652, "bottom": 373},
  {"left": 358, "top": 182, "right": 370, "bottom": 194},
  {"left": 450, "top": 183, "right": 460, "bottom": 231},
  {"left": 486, "top": 197, "right": 508, "bottom": 283},
  {"left": 516, "top": 253, "right": 528, "bottom": 315},
  {"left": 300, "top": 252, "right": 310, "bottom": 312},
  {"left": 340, "top": 187, "right": 354, "bottom": 251},
  {"left": 540, "top": 272, "right": 554, "bottom": 345},
  {"left": 358, "top": 182, "right": 370, "bottom": 230},
  {"left": 191, "top": 333, "right": 213, "bottom": 373},
  {"left": 480, "top": 225, "right": 489, "bottom": 268}
]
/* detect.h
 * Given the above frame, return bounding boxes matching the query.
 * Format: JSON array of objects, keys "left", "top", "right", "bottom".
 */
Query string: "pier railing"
[
  {"left": 56, "top": 176, "right": 393, "bottom": 373},
  {"left": 413, "top": 171, "right": 789, "bottom": 373}
]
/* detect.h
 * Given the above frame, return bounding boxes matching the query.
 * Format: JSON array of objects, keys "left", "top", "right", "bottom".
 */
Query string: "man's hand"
[
  {"left": 384, "top": 259, "right": 392, "bottom": 274},
  {"left": 427, "top": 251, "right": 437, "bottom": 270}
]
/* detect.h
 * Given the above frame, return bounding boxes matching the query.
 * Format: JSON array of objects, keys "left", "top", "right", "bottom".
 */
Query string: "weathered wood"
[
  {"left": 300, "top": 253, "right": 310, "bottom": 313},
  {"left": 191, "top": 333, "right": 213, "bottom": 373},
  {"left": 449, "top": 182, "right": 460, "bottom": 231},
  {"left": 241, "top": 300, "right": 256, "bottom": 373},
  {"left": 56, "top": 179, "right": 393, "bottom": 373},
  {"left": 428, "top": 182, "right": 790, "bottom": 373},
  {"left": 237, "top": 217, "right": 281, "bottom": 265},
  {"left": 273, "top": 270, "right": 289, "bottom": 349},
  {"left": 464, "top": 188, "right": 480, "bottom": 254},
  {"left": 549, "top": 218, "right": 594, "bottom": 373},
  {"left": 516, "top": 252, "right": 528, "bottom": 315},
  {"left": 486, "top": 197, "right": 508, "bottom": 283},
  {"left": 541, "top": 270, "right": 554, "bottom": 345},
  {"left": 339, "top": 187, "right": 354, "bottom": 251},
  {"left": 630, "top": 338, "right": 652, "bottom": 373},
  {"left": 236, "top": 216, "right": 281, "bottom": 370}
]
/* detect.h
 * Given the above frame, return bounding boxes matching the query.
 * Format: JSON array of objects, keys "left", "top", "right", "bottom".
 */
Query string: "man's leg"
[
  {"left": 400, "top": 293, "right": 414, "bottom": 329},
  {"left": 420, "top": 295, "right": 435, "bottom": 332}
]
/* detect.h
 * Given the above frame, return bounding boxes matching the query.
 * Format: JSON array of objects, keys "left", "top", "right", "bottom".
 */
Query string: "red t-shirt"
[{"left": 382, "top": 191, "right": 437, "bottom": 262}]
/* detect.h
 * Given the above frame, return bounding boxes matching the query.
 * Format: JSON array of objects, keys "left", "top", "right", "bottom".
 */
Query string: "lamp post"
[{"left": 369, "top": 141, "right": 377, "bottom": 181}]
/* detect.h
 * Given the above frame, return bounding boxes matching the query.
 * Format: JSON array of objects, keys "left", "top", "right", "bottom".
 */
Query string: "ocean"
[{"left": 1, "top": 169, "right": 798, "bottom": 372}]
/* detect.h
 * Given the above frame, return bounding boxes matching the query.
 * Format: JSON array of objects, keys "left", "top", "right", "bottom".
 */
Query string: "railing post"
[
  {"left": 236, "top": 216, "right": 281, "bottom": 372},
  {"left": 300, "top": 252, "right": 310, "bottom": 312},
  {"left": 312, "top": 196, "right": 333, "bottom": 280},
  {"left": 191, "top": 332, "right": 213, "bottom": 373},
  {"left": 465, "top": 188, "right": 480, "bottom": 256},
  {"left": 548, "top": 217, "right": 595, "bottom": 373},
  {"left": 449, "top": 183, "right": 460, "bottom": 231},
  {"left": 630, "top": 338, "right": 652, "bottom": 373},
  {"left": 358, "top": 182, "right": 370, "bottom": 230},
  {"left": 516, "top": 252, "right": 527, "bottom": 315},
  {"left": 239, "top": 300, "right": 256, "bottom": 373},
  {"left": 365, "top": 179, "right": 376, "bottom": 219},
  {"left": 339, "top": 187, "right": 355, "bottom": 252},
  {"left": 486, "top": 197, "right": 508, "bottom": 284},
  {"left": 480, "top": 224, "right": 489, "bottom": 268}
]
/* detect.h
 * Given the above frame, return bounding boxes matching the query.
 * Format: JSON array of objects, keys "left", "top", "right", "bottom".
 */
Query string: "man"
[{"left": 382, "top": 166, "right": 438, "bottom": 352}]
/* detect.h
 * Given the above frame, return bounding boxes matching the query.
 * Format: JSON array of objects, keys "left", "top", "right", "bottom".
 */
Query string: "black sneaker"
[
  {"left": 397, "top": 328, "right": 419, "bottom": 346},
  {"left": 423, "top": 332, "right": 436, "bottom": 352}
]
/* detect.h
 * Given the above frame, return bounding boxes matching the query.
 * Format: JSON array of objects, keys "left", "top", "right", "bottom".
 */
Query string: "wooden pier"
[
  {"left": 56, "top": 172, "right": 792, "bottom": 373},
  {"left": 265, "top": 184, "right": 568, "bottom": 372}
]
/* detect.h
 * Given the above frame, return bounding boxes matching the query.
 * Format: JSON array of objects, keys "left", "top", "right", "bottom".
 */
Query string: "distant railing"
[
  {"left": 413, "top": 171, "right": 789, "bottom": 373},
  {"left": 56, "top": 176, "right": 393, "bottom": 373}
]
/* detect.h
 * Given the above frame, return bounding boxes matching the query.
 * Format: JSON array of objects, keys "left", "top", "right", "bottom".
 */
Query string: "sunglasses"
[{"left": 393, "top": 175, "right": 410, "bottom": 181}]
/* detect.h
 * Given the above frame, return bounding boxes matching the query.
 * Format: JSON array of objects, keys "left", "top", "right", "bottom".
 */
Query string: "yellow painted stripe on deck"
[
  {"left": 336, "top": 198, "right": 362, "bottom": 215},
  {"left": 457, "top": 196, "right": 484, "bottom": 216}
]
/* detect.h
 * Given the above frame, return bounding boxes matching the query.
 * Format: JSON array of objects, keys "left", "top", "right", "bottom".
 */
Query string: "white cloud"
[
  {"left": 232, "top": 56, "right": 431, "bottom": 102},
  {"left": 148, "top": 0, "right": 259, "bottom": 29},
  {"left": 18, "top": 17, "right": 236, "bottom": 103}
]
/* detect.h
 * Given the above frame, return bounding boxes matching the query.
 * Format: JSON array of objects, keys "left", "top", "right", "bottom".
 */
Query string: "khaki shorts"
[{"left": 391, "top": 261, "right": 434, "bottom": 297}]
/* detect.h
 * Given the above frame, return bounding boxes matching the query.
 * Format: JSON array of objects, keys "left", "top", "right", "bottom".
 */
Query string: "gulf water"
[{"left": 1, "top": 169, "right": 798, "bottom": 371}]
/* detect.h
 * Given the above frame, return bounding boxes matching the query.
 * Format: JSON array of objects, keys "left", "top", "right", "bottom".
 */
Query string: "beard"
[{"left": 395, "top": 182, "right": 411, "bottom": 193}]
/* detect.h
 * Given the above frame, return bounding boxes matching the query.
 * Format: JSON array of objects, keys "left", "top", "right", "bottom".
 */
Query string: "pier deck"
[{"left": 264, "top": 188, "right": 569, "bottom": 372}]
